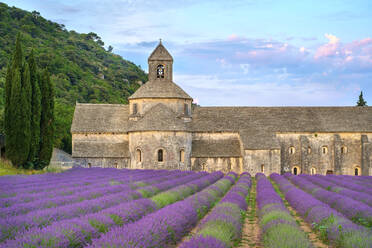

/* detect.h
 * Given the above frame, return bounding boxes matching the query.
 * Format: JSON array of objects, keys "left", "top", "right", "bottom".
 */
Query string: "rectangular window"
[
  {"left": 133, "top": 103, "right": 138, "bottom": 114},
  {"left": 184, "top": 103, "right": 189, "bottom": 116}
]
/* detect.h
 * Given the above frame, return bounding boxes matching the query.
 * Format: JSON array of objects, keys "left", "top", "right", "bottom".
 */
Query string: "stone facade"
[{"left": 71, "top": 41, "right": 372, "bottom": 176}]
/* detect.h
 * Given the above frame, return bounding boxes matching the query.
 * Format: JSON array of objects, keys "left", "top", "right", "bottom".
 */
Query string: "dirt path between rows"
[
  {"left": 238, "top": 179, "right": 262, "bottom": 248},
  {"left": 271, "top": 180, "right": 330, "bottom": 248}
]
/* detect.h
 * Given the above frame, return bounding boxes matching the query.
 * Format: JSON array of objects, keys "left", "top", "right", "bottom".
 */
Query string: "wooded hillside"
[{"left": 0, "top": 2, "right": 147, "bottom": 153}]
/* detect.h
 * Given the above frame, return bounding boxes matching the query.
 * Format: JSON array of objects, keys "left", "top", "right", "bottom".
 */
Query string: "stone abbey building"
[{"left": 71, "top": 42, "right": 372, "bottom": 176}]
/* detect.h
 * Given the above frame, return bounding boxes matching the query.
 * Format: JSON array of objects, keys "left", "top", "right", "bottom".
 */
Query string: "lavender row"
[
  {"left": 321, "top": 175, "right": 372, "bottom": 196},
  {"left": 0, "top": 170, "right": 182, "bottom": 217},
  {"left": 4, "top": 172, "right": 224, "bottom": 247},
  {"left": 255, "top": 173, "right": 312, "bottom": 248},
  {"left": 0, "top": 170, "right": 152, "bottom": 207},
  {"left": 88, "top": 172, "right": 237, "bottom": 248},
  {"left": 0, "top": 171, "right": 206, "bottom": 242},
  {"left": 0, "top": 167, "right": 128, "bottom": 191},
  {"left": 179, "top": 172, "right": 252, "bottom": 248},
  {"left": 286, "top": 174, "right": 372, "bottom": 228},
  {"left": 271, "top": 173, "right": 372, "bottom": 248},
  {"left": 301, "top": 174, "right": 372, "bottom": 208},
  {"left": 0, "top": 168, "right": 153, "bottom": 198}
]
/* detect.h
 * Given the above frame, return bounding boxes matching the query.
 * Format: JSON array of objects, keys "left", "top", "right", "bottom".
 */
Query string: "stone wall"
[
  {"left": 74, "top": 157, "right": 130, "bottom": 168},
  {"left": 276, "top": 133, "right": 364, "bottom": 175},
  {"left": 243, "top": 149, "right": 281, "bottom": 176},
  {"left": 129, "top": 131, "right": 192, "bottom": 170},
  {"left": 191, "top": 157, "right": 242, "bottom": 174},
  {"left": 129, "top": 98, "right": 192, "bottom": 117}
]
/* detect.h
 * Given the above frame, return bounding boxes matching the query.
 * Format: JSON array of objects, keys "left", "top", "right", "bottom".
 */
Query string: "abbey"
[{"left": 71, "top": 42, "right": 372, "bottom": 176}]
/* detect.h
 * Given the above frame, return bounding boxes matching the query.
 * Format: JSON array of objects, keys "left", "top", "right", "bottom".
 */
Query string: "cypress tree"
[
  {"left": 27, "top": 51, "right": 41, "bottom": 162},
  {"left": 357, "top": 91, "right": 367, "bottom": 106},
  {"left": 20, "top": 63, "right": 32, "bottom": 168},
  {"left": 5, "top": 34, "right": 32, "bottom": 167},
  {"left": 6, "top": 70, "right": 27, "bottom": 166},
  {"left": 4, "top": 34, "right": 23, "bottom": 148},
  {"left": 38, "top": 69, "right": 54, "bottom": 169}
]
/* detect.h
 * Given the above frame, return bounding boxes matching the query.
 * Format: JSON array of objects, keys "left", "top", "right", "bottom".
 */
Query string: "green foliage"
[
  {"left": 5, "top": 34, "right": 32, "bottom": 167},
  {"left": 27, "top": 50, "right": 41, "bottom": 162},
  {"left": 356, "top": 91, "right": 367, "bottom": 106},
  {"left": 38, "top": 69, "right": 54, "bottom": 169},
  {"left": 0, "top": 2, "right": 147, "bottom": 152}
]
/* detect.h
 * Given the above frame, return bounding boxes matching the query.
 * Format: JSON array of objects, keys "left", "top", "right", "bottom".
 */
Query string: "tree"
[
  {"left": 107, "top": 45, "right": 113, "bottom": 53},
  {"left": 27, "top": 50, "right": 41, "bottom": 163},
  {"left": 38, "top": 69, "right": 54, "bottom": 169},
  {"left": 357, "top": 91, "right": 367, "bottom": 106},
  {"left": 4, "top": 34, "right": 31, "bottom": 167}
]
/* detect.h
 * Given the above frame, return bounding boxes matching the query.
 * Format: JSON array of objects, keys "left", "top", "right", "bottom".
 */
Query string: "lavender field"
[{"left": 0, "top": 168, "right": 372, "bottom": 248}]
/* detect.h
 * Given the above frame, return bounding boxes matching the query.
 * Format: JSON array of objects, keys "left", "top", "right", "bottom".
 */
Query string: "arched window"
[
  {"left": 179, "top": 149, "right": 185, "bottom": 163},
  {"left": 354, "top": 166, "right": 361, "bottom": 176},
  {"left": 289, "top": 146, "right": 295, "bottom": 154},
  {"left": 136, "top": 149, "right": 142, "bottom": 162},
  {"left": 292, "top": 166, "right": 300, "bottom": 175},
  {"left": 88, "top": 163, "right": 92, "bottom": 168},
  {"left": 322, "top": 146, "right": 328, "bottom": 154},
  {"left": 114, "top": 163, "right": 118, "bottom": 169},
  {"left": 157, "top": 149, "right": 164, "bottom": 162},
  {"left": 157, "top": 64, "right": 165, "bottom": 78},
  {"left": 310, "top": 167, "right": 316, "bottom": 175},
  {"left": 261, "top": 164, "right": 265, "bottom": 173},
  {"left": 341, "top": 146, "right": 347, "bottom": 154},
  {"left": 307, "top": 146, "right": 312, "bottom": 154}
]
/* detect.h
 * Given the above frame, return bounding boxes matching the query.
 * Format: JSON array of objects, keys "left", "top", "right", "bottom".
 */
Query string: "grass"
[{"left": 0, "top": 158, "right": 66, "bottom": 176}]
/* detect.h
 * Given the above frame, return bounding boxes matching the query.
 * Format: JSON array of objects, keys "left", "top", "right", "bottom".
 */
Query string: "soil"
[{"left": 239, "top": 179, "right": 263, "bottom": 248}]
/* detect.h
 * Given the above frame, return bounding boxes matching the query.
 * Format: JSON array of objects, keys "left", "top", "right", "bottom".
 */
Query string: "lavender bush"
[
  {"left": 88, "top": 172, "right": 237, "bottom": 248},
  {"left": 179, "top": 172, "right": 252, "bottom": 248},
  {"left": 256, "top": 173, "right": 313, "bottom": 248},
  {"left": 271, "top": 173, "right": 372, "bottom": 248},
  {"left": 2, "top": 172, "right": 223, "bottom": 247}
]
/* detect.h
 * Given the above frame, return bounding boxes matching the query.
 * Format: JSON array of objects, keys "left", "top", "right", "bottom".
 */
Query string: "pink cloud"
[{"left": 314, "top": 34, "right": 340, "bottom": 59}]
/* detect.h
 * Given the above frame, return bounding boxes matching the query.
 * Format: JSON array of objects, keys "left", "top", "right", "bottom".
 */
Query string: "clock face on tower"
[{"left": 157, "top": 64, "right": 165, "bottom": 78}]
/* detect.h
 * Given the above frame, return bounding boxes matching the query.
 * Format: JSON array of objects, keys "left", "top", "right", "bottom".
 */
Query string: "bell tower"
[{"left": 148, "top": 39, "right": 173, "bottom": 81}]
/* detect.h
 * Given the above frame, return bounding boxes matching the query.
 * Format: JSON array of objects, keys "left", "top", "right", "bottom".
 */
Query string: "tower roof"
[
  {"left": 129, "top": 80, "right": 192, "bottom": 99},
  {"left": 128, "top": 103, "right": 188, "bottom": 131},
  {"left": 148, "top": 40, "right": 173, "bottom": 61}
]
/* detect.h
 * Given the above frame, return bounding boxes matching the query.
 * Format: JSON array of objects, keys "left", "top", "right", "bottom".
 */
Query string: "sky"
[{"left": 3, "top": 0, "right": 372, "bottom": 106}]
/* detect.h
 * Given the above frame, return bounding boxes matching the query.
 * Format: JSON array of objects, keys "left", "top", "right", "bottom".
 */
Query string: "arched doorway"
[
  {"left": 354, "top": 166, "right": 361, "bottom": 176},
  {"left": 292, "top": 166, "right": 300, "bottom": 175}
]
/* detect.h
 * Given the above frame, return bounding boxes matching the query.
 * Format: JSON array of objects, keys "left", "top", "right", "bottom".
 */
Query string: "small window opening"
[
  {"left": 157, "top": 64, "right": 165, "bottom": 78},
  {"left": 322, "top": 146, "right": 328, "bottom": 154},
  {"left": 326, "top": 170, "right": 333, "bottom": 175},
  {"left": 202, "top": 163, "right": 206, "bottom": 171},
  {"left": 157, "top": 149, "right": 164, "bottom": 162},
  {"left": 114, "top": 163, "right": 118, "bottom": 169},
  {"left": 88, "top": 163, "right": 92, "bottom": 168},
  {"left": 341, "top": 146, "right": 347, "bottom": 154},
  {"left": 354, "top": 166, "right": 361, "bottom": 176},
  {"left": 261, "top": 164, "right": 265, "bottom": 173},
  {"left": 184, "top": 104, "right": 189, "bottom": 116},
  {"left": 133, "top": 103, "right": 138, "bottom": 115},
  {"left": 180, "top": 149, "right": 185, "bottom": 163},
  {"left": 136, "top": 149, "right": 142, "bottom": 162},
  {"left": 289, "top": 146, "right": 295, "bottom": 154},
  {"left": 310, "top": 167, "right": 316, "bottom": 175}
]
